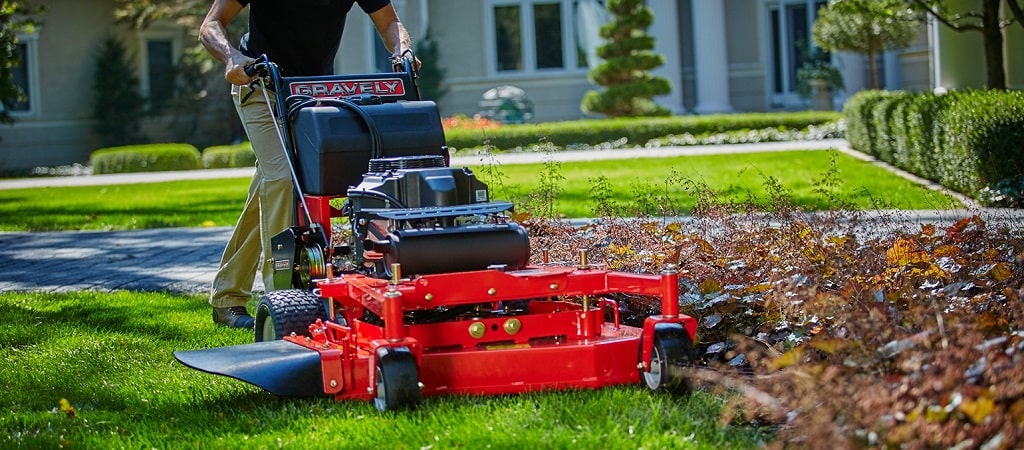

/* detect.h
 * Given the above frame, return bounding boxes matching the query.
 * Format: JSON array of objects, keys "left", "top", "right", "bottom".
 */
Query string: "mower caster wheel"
[
  {"left": 373, "top": 347, "right": 420, "bottom": 412},
  {"left": 641, "top": 323, "right": 694, "bottom": 395},
  {"left": 254, "top": 289, "right": 326, "bottom": 342}
]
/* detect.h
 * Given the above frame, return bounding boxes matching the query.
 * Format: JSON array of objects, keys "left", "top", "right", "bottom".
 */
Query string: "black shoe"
[{"left": 213, "top": 306, "right": 255, "bottom": 329}]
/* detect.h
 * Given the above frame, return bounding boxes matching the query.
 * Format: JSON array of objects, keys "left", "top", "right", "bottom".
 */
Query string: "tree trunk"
[
  {"left": 983, "top": 0, "right": 1007, "bottom": 89},
  {"left": 868, "top": 49, "right": 879, "bottom": 89}
]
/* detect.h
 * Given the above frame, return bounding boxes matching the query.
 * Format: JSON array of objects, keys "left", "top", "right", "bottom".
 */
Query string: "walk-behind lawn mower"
[{"left": 174, "top": 55, "right": 698, "bottom": 412}]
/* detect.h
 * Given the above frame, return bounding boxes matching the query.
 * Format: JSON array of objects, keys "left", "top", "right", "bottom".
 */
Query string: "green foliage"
[
  {"left": 941, "top": 89, "right": 1024, "bottom": 196},
  {"left": 0, "top": 1, "right": 43, "bottom": 124},
  {"left": 92, "top": 36, "right": 147, "bottom": 148},
  {"left": 201, "top": 142, "right": 255, "bottom": 169},
  {"left": 446, "top": 111, "right": 842, "bottom": 151},
  {"left": 841, "top": 89, "right": 889, "bottom": 153},
  {"left": 796, "top": 50, "right": 844, "bottom": 98},
  {"left": 581, "top": 0, "right": 670, "bottom": 117},
  {"left": 813, "top": 0, "right": 918, "bottom": 54},
  {"left": 90, "top": 143, "right": 201, "bottom": 174},
  {"left": 843, "top": 89, "right": 1024, "bottom": 200},
  {"left": 812, "top": 0, "right": 918, "bottom": 88},
  {"left": 413, "top": 28, "right": 448, "bottom": 103}
]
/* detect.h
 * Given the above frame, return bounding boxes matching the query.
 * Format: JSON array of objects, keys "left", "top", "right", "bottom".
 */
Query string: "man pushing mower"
[{"left": 198, "top": 0, "right": 420, "bottom": 328}]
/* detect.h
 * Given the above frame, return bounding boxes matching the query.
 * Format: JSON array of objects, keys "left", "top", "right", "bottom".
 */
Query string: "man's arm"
[
  {"left": 368, "top": 4, "right": 421, "bottom": 68},
  {"left": 199, "top": 0, "right": 253, "bottom": 85}
]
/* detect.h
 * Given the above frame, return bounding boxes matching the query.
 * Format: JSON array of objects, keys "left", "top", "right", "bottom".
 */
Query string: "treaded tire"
[
  {"left": 254, "top": 289, "right": 326, "bottom": 342},
  {"left": 640, "top": 323, "right": 695, "bottom": 395}
]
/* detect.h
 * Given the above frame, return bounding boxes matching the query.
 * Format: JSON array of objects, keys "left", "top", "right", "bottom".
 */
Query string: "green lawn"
[
  {"left": 0, "top": 149, "right": 960, "bottom": 232},
  {"left": 472, "top": 150, "right": 961, "bottom": 218},
  {"left": 0, "top": 291, "right": 770, "bottom": 449},
  {"left": 0, "top": 178, "right": 250, "bottom": 231}
]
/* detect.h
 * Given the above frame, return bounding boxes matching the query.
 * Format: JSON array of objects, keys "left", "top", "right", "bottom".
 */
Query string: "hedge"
[
  {"left": 84, "top": 111, "right": 843, "bottom": 174},
  {"left": 843, "top": 89, "right": 1024, "bottom": 201},
  {"left": 201, "top": 142, "right": 256, "bottom": 169},
  {"left": 90, "top": 144, "right": 202, "bottom": 175},
  {"left": 444, "top": 111, "right": 842, "bottom": 151}
]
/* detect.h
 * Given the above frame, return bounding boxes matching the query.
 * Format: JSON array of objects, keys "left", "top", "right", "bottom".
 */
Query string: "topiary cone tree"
[{"left": 581, "top": 0, "right": 671, "bottom": 117}]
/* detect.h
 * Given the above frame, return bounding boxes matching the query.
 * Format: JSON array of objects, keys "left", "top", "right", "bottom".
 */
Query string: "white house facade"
[{"left": 1, "top": 0, "right": 1020, "bottom": 171}]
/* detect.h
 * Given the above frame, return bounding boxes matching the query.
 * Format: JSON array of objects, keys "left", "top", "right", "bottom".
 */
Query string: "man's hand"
[
  {"left": 392, "top": 48, "right": 422, "bottom": 71},
  {"left": 225, "top": 52, "right": 256, "bottom": 86}
]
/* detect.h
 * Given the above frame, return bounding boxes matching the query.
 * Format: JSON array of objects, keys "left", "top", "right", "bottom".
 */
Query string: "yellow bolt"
[
  {"left": 503, "top": 318, "right": 522, "bottom": 335},
  {"left": 487, "top": 288, "right": 497, "bottom": 296},
  {"left": 468, "top": 322, "right": 486, "bottom": 339}
]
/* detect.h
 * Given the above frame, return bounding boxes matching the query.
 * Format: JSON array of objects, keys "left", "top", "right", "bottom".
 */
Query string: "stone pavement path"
[{"left": 0, "top": 227, "right": 232, "bottom": 294}]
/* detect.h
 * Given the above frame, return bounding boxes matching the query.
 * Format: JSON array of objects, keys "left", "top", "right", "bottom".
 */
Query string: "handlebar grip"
[
  {"left": 243, "top": 54, "right": 269, "bottom": 77},
  {"left": 391, "top": 50, "right": 417, "bottom": 75}
]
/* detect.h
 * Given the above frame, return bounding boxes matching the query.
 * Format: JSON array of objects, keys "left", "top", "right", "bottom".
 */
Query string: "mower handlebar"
[
  {"left": 390, "top": 49, "right": 417, "bottom": 77},
  {"left": 244, "top": 54, "right": 270, "bottom": 77}
]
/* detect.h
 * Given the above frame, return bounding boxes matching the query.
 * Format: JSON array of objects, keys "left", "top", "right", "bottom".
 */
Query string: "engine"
[
  {"left": 343, "top": 155, "right": 530, "bottom": 277},
  {"left": 268, "top": 99, "right": 530, "bottom": 289}
]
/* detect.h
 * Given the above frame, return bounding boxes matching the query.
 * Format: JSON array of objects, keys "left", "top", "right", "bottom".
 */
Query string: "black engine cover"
[
  {"left": 292, "top": 101, "right": 448, "bottom": 195},
  {"left": 351, "top": 167, "right": 490, "bottom": 209}
]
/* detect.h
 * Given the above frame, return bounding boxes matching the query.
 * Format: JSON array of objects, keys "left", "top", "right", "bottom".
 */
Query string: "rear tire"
[
  {"left": 640, "top": 324, "right": 694, "bottom": 394},
  {"left": 254, "top": 289, "right": 326, "bottom": 342}
]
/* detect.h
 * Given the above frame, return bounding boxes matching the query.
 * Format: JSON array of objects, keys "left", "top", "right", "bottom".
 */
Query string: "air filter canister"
[{"left": 384, "top": 223, "right": 530, "bottom": 275}]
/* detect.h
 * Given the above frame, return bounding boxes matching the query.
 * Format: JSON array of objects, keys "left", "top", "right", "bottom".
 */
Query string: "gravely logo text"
[{"left": 289, "top": 78, "right": 406, "bottom": 97}]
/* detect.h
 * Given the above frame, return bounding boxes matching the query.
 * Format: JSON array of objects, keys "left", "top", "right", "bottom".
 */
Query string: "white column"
[
  {"left": 691, "top": 0, "right": 732, "bottom": 114},
  {"left": 648, "top": 0, "right": 685, "bottom": 114}
]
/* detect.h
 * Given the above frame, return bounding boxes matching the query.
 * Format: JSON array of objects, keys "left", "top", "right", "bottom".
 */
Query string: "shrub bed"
[
  {"left": 90, "top": 144, "right": 201, "bottom": 174},
  {"left": 201, "top": 142, "right": 256, "bottom": 169},
  {"left": 530, "top": 206, "right": 1024, "bottom": 448},
  {"left": 843, "top": 89, "right": 1024, "bottom": 203},
  {"left": 445, "top": 111, "right": 842, "bottom": 151}
]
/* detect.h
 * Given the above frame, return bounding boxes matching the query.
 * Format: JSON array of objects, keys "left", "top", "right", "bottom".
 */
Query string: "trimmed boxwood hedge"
[
  {"left": 444, "top": 111, "right": 842, "bottom": 150},
  {"left": 90, "top": 144, "right": 202, "bottom": 174},
  {"left": 201, "top": 142, "right": 256, "bottom": 169},
  {"left": 843, "top": 89, "right": 1024, "bottom": 201}
]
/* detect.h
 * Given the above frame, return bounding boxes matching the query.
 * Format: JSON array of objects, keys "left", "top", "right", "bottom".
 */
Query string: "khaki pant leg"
[
  {"left": 209, "top": 172, "right": 262, "bottom": 308},
  {"left": 210, "top": 84, "right": 295, "bottom": 307}
]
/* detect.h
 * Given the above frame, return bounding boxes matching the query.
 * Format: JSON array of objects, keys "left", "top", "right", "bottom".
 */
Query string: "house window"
[
  {"left": 494, "top": 4, "right": 523, "bottom": 71},
  {"left": 489, "top": 0, "right": 587, "bottom": 74},
  {"left": 5, "top": 35, "right": 38, "bottom": 116},
  {"left": 10, "top": 42, "right": 31, "bottom": 112},
  {"left": 145, "top": 39, "right": 176, "bottom": 110},
  {"left": 766, "top": 0, "right": 827, "bottom": 103}
]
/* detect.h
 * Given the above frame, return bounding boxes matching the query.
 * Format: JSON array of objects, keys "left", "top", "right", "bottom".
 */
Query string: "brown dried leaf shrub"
[{"left": 525, "top": 191, "right": 1023, "bottom": 449}]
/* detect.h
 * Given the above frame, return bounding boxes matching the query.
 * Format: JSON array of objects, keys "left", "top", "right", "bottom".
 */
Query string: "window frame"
[
  {"left": 137, "top": 27, "right": 181, "bottom": 112},
  {"left": 484, "top": 0, "right": 586, "bottom": 76},
  {"left": 763, "top": 0, "right": 827, "bottom": 107},
  {"left": 8, "top": 33, "right": 40, "bottom": 117}
]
